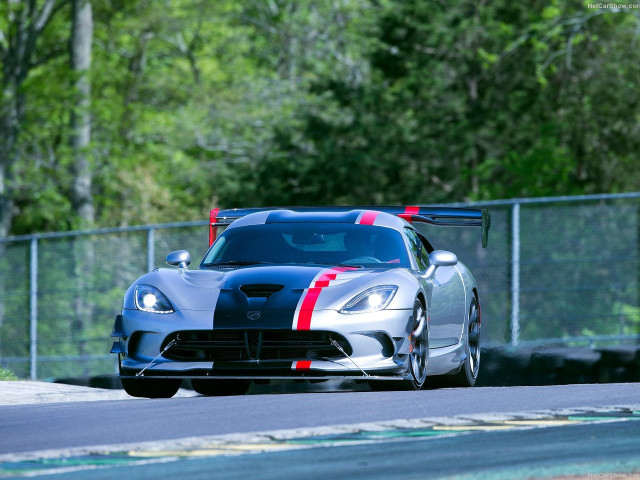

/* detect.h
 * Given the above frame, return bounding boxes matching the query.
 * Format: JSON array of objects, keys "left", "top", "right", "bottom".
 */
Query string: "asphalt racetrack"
[{"left": 1, "top": 382, "right": 639, "bottom": 479}]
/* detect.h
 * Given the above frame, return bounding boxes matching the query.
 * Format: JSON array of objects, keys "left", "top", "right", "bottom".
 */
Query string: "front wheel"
[
  {"left": 406, "top": 299, "right": 429, "bottom": 389},
  {"left": 369, "top": 299, "right": 428, "bottom": 391},
  {"left": 120, "top": 377, "right": 182, "bottom": 398}
]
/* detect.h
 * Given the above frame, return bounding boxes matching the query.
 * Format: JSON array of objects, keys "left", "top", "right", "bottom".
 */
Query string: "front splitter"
[{"left": 118, "top": 374, "right": 405, "bottom": 380}]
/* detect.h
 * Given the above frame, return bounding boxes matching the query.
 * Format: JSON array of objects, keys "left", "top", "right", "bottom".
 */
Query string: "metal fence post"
[
  {"left": 29, "top": 238, "right": 38, "bottom": 380},
  {"left": 511, "top": 203, "right": 520, "bottom": 346},
  {"left": 147, "top": 227, "right": 155, "bottom": 273}
]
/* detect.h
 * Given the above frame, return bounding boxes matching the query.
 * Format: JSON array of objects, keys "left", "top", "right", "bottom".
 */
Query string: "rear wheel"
[
  {"left": 449, "top": 296, "right": 481, "bottom": 387},
  {"left": 120, "top": 377, "right": 181, "bottom": 398},
  {"left": 369, "top": 299, "right": 428, "bottom": 391},
  {"left": 190, "top": 379, "right": 250, "bottom": 396}
]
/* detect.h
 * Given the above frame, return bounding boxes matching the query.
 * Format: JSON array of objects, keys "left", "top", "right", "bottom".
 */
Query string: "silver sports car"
[{"left": 111, "top": 206, "right": 490, "bottom": 397}]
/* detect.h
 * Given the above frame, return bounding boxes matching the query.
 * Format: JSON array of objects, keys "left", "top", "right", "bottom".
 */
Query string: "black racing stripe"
[{"left": 212, "top": 265, "right": 323, "bottom": 330}]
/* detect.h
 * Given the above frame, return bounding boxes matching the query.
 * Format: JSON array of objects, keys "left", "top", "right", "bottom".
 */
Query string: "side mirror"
[
  {"left": 166, "top": 250, "right": 191, "bottom": 269},
  {"left": 424, "top": 250, "right": 458, "bottom": 278}
]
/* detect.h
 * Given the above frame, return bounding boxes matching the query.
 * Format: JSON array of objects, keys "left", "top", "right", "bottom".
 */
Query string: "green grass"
[{"left": 0, "top": 367, "right": 18, "bottom": 381}]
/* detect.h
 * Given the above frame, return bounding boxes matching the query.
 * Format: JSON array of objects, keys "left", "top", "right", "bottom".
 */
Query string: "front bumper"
[{"left": 112, "top": 307, "right": 415, "bottom": 379}]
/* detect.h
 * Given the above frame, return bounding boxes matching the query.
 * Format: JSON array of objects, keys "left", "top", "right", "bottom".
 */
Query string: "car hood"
[{"left": 126, "top": 264, "right": 412, "bottom": 313}]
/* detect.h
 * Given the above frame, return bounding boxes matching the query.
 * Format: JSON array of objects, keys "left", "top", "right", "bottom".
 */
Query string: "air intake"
[{"left": 240, "top": 284, "right": 284, "bottom": 298}]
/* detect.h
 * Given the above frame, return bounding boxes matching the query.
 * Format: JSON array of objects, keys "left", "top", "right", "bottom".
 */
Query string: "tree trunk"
[
  {"left": 0, "top": 82, "right": 20, "bottom": 347},
  {"left": 70, "top": 0, "right": 94, "bottom": 372},
  {"left": 70, "top": 0, "right": 94, "bottom": 224}
]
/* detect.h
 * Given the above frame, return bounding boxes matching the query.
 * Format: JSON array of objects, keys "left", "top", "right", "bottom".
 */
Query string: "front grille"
[
  {"left": 161, "top": 330, "right": 352, "bottom": 362},
  {"left": 240, "top": 284, "right": 284, "bottom": 298}
]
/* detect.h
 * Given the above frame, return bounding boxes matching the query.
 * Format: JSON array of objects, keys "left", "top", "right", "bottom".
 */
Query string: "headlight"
[
  {"left": 134, "top": 285, "right": 174, "bottom": 314},
  {"left": 340, "top": 285, "right": 398, "bottom": 314}
]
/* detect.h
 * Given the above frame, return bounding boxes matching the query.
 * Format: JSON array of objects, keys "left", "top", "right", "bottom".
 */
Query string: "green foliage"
[
  {"left": 2, "top": 0, "right": 640, "bottom": 229},
  {"left": 610, "top": 303, "right": 640, "bottom": 336},
  {"left": 256, "top": 0, "right": 640, "bottom": 206},
  {"left": 0, "top": 367, "right": 18, "bottom": 381}
]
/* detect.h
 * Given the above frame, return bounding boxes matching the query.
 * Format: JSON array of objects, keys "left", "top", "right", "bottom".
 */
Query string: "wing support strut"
[
  {"left": 136, "top": 339, "right": 177, "bottom": 377},
  {"left": 330, "top": 337, "right": 369, "bottom": 377}
]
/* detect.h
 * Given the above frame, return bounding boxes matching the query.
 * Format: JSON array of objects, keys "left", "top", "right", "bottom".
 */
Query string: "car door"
[
  {"left": 430, "top": 259, "right": 466, "bottom": 348},
  {"left": 406, "top": 228, "right": 465, "bottom": 349}
]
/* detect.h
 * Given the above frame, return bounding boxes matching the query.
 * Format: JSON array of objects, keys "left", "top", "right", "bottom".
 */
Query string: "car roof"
[{"left": 226, "top": 209, "right": 410, "bottom": 232}]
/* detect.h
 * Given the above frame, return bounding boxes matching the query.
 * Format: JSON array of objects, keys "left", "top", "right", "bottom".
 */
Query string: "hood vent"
[{"left": 240, "top": 284, "right": 284, "bottom": 298}]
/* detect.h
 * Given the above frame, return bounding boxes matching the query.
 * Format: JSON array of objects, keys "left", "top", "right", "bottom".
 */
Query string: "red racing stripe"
[
  {"left": 294, "top": 360, "right": 312, "bottom": 371},
  {"left": 399, "top": 205, "right": 420, "bottom": 223},
  {"left": 294, "top": 266, "right": 355, "bottom": 330},
  {"left": 405, "top": 206, "right": 420, "bottom": 215},
  {"left": 358, "top": 210, "right": 379, "bottom": 225},
  {"left": 296, "top": 287, "right": 322, "bottom": 331},
  {"left": 314, "top": 272, "right": 339, "bottom": 288}
]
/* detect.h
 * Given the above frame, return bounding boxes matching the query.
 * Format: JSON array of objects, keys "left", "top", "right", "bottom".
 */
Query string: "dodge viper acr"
[{"left": 111, "top": 206, "right": 490, "bottom": 398}]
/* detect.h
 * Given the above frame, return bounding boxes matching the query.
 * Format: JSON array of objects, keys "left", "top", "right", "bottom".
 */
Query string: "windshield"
[{"left": 200, "top": 223, "right": 411, "bottom": 269}]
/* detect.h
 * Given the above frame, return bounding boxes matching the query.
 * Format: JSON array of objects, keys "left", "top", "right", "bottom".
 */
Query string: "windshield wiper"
[
  {"left": 203, "top": 260, "right": 272, "bottom": 267},
  {"left": 302, "top": 262, "right": 363, "bottom": 269}
]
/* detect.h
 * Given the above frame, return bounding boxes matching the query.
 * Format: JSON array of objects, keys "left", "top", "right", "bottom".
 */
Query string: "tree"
[
  {"left": 0, "top": 0, "right": 69, "bottom": 356},
  {"left": 261, "top": 0, "right": 640, "bottom": 205},
  {"left": 0, "top": 0, "right": 68, "bottom": 237}
]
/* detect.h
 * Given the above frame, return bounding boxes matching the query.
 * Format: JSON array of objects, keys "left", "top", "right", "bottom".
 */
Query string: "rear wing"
[{"left": 209, "top": 206, "right": 491, "bottom": 247}]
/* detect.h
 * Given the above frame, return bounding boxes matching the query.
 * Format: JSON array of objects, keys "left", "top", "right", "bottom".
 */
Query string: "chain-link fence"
[{"left": 1, "top": 193, "right": 639, "bottom": 380}]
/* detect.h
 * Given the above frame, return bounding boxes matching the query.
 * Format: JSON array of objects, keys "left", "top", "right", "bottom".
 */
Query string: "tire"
[
  {"left": 121, "top": 377, "right": 182, "bottom": 398},
  {"left": 449, "top": 295, "right": 481, "bottom": 387},
  {"left": 190, "top": 379, "right": 250, "bottom": 396},
  {"left": 369, "top": 299, "right": 428, "bottom": 391}
]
